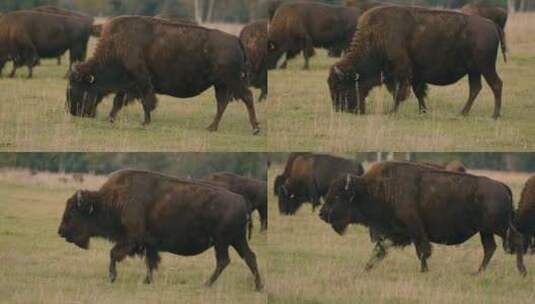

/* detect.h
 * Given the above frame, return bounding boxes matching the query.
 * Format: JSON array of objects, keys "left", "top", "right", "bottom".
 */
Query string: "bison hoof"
[
  {"left": 206, "top": 125, "right": 218, "bottom": 132},
  {"left": 492, "top": 114, "right": 500, "bottom": 120},
  {"left": 255, "top": 281, "right": 264, "bottom": 292},
  {"left": 109, "top": 272, "right": 117, "bottom": 283},
  {"left": 252, "top": 128, "right": 260, "bottom": 136},
  {"left": 143, "top": 277, "right": 152, "bottom": 284}
]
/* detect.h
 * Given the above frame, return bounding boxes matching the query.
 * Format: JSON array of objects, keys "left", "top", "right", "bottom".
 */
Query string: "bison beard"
[
  {"left": 57, "top": 170, "right": 263, "bottom": 290},
  {"left": 66, "top": 16, "right": 260, "bottom": 134},
  {"left": 319, "top": 162, "right": 527, "bottom": 276}
]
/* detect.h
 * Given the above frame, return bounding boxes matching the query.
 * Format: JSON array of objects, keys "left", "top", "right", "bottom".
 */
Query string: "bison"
[
  {"left": 57, "top": 169, "right": 263, "bottom": 290},
  {"left": 202, "top": 172, "right": 267, "bottom": 232},
  {"left": 328, "top": 6, "right": 507, "bottom": 119},
  {"left": 268, "top": 2, "right": 363, "bottom": 70},
  {"left": 461, "top": 3, "right": 508, "bottom": 31},
  {"left": 514, "top": 175, "right": 535, "bottom": 253},
  {"left": 0, "top": 10, "right": 92, "bottom": 78},
  {"left": 240, "top": 20, "right": 268, "bottom": 102},
  {"left": 274, "top": 153, "right": 364, "bottom": 215},
  {"left": 66, "top": 16, "right": 260, "bottom": 134},
  {"left": 319, "top": 161, "right": 526, "bottom": 276}
]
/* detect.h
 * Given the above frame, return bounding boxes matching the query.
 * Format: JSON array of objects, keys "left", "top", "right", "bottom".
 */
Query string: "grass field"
[
  {"left": 0, "top": 170, "right": 268, "bottom": 304},
  {"left": 0, "top": 23, "right": 267, "bottom": 152},
  {"left": 268, "top": 13, "right": 535, "bottom": 152},
  {"left": 267, "top": 162, "right": 535, "bottom": 304}
]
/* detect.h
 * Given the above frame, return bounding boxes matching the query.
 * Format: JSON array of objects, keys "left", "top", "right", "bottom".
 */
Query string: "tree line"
[
  {"left": 1, "top": 1, "right": 531, "bottom": 24},
  {"left": 0, "top": 153, "right": 268, "bottom": 180}
]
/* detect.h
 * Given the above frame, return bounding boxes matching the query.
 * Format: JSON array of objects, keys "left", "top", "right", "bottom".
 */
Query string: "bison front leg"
[
  {"left": 140, "top": 92, "right": 158, "bottom": 126},
  {"left": 108, "top": 93, "right": 133, "bottom": 123},
  {"left": 109, "top": 242, "right": 137, "bottom": 283},
  {"left": 232, "top": 239, "right": 263, "bottom": 291},
  {"left": 239, "top": 88, "right": 261, "bottom": 135},
  {"left": 144, "top": 246, "right": 161, "bottom": 284},
  {"left": 258, "top": 204, "right": 268, "bottom": 232},
  {"left": 364, "top": 239, "right": 392, "bottom": 271},
  {"left": 205, "top": 244, "right": 231, "bottom": 287}
]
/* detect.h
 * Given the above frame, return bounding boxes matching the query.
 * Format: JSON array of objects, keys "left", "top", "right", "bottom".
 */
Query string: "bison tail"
[{"left": 496, "top": 25, "right": 507, "bottom": 63}]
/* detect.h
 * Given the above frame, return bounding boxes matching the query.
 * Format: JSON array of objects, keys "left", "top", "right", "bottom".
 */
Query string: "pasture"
[
  {"left": 267, "top": 13, "right": 535, "bottom": 152},
  {"left": 266, "top": 162, "right": 535, "bottom": 304},
  {"left": 0, "top": 170, "right": 268, "bottom": 304},
  {"left": 0, "top": 23, "right": 267, "bottom": 152}
]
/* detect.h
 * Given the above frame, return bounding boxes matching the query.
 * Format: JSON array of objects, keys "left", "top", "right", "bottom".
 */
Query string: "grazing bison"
[
  {"left": 274, "top": 153, "right": 364, "bottom": 215},
  {"left": 202, "top": 172, "right": 267, "bottom": 232},
  {"left": 66, "top": 16, "right": 260, "bottom": 134},
  {"left": 328, "top": 6, "right": 507, "bottom": 119},
  {"left": 0, "top": 11, "right": 91, "bottom": 78},
  {"left": 514, "top": 176, "right": 535, "bottom": 253},
  {"left": 240, "top": 20, "right": 268, "bottom": 101},
  {"left": 57, "top": 169, "right": 263, "bottom": 290},
  {"left": 319, "top": 161, "right": 526, "bottom": 275},
  {"left": 268, "top": 2, "right": 363, "bottom": 69}
]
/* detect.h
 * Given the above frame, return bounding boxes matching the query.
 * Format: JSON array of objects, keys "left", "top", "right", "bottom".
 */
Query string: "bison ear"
[{"left": 76, "top": 190, "right": 94, "bottom": 215}]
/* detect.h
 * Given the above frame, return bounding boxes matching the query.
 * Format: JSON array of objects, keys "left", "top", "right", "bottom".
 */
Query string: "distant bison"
[
  {"left": 274, "top": 153, "right": 364, "bottom": 215},
  {"left": 268, "top": 2, "right": 363, "bottom": 69},
  {"left": 328, "top": 6, "right": 507, "bottom": 119},
  {"left": 66, "top": 16, "right": 260, "bottom": 134},
  {"left": 0, "top": 11, "right": 92, "bottom": 78},
  {"left": 202, "top": 172, "right": 267, "bottom": 231},
  {"left": 514, "top": 176, "right": 535, "bottom": 253},
  {"left": 319, "top": 161, "right": 526, "bottom": 275},
  {"left": 240, "top": 20, "right": 268, "bottom": 101},
  {"left": 58, "top": 169, "right": 263, "bottom": 290}
]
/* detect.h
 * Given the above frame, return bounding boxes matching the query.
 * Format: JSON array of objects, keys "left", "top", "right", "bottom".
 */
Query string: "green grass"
[
  {"left": 266, "top": 163, "right": 535, "bottom": 304},
  {"left": 267, "top": 15, "right": 535, "bottom": 152},
  {"left": 0, "top": 177, "right": 268, "bottom": 304},
  {"left": 0, "top": 37, "right": 267, "bottom": 152}
]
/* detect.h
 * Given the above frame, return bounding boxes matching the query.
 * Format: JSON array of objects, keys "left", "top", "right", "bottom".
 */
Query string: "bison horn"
[
  {"left": 333, "top": 66, "right": 344, "bottom": 78},
  {"left": 76, "top": 190, "right": 83, "bottom": 207},
  {"left": 88, "top": 75, "right": 95, "bottom": 84},
  {"left": 345, "top": 174, "right": 351, "bottom": 191}
]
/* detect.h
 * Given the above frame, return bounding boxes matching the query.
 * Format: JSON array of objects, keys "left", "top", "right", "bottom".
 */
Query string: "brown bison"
[
  {"left": 514, "top": 176, "right": 535, "bottom": 253},
  {"left": 461, "top": 3, "right": 508, "bottom": 31},
  {"left": 240, "top": 20, "right": 268, "bottom": 101},
  {"left": 328, "top": 6, "right": 507, "bottom": 119},
  {"left": 66, "top": 16, "right": 260, "bottom": 134},
  {"left": 202, "top": 172, "right": 267, "bottom": 232},
  {"left": 319, "top": 161, "right": 526, "bottom": 276},
  {"left": 58, "top": 169, "right": 263, "bottom": 290},
  {"left": 274, "top": 153, "right": 364, "bottom": 215},
  {"left": 268, "top": 2, "right": 363, "bottom": 70},
  {"left": 0, "top": 11, "right": 92, "bottom": 78}
]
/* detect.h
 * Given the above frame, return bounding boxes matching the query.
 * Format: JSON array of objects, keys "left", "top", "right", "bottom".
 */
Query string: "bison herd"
[
  {"left": 274, "top": 153, "right": 535, "bottom": 276},
  {"left": 58, "top": 169, "right": 266, "bottom": 290},
  {"left": 268, "top": 1, "right": 509, "bottom": 118},
  {"left": 1, "top": 6, "right": 268, "bottom": 134}
]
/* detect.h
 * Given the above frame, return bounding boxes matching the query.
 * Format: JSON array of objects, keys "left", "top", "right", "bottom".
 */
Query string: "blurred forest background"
[
  {"left": 0, "top": 153, "right": 268, "bottom": 180},
  {"left": 270, "top": 153, "right": 535, "bottom": 172},
  {"left": 0, "top": 1, "right": 532, "bottom": 23}
]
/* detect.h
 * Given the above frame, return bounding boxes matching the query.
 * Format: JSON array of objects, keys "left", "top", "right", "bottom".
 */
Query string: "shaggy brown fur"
[
  {"left": 240, "top": 20, "right": 268, "bottom": 101},
  {"left": 320, "top": 161, "right": 526, "bottom": 276},
  {"left": 67, "top": 16, "right": 260, "bottom": 134},
  {"left": 202, "top": 172, "right": 268, "bottom": 232},
  {"left": 58, "top": 169, "right": 263, "bottom": 290},
  {"left": 328, "top": 6, "right": 506, "bottom": 118},
  {"left": 515, "top": 176, "right": 535, "bottom": 240}
]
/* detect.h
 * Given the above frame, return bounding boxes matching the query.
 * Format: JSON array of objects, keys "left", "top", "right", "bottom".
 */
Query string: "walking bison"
[
  {"left": 274, "top": 153, "right": 364, "bottom": 215},
  {"left": 319, "top": 161, "right": 526, "bottom": 276},
  {"left": 268, "top": 2, "right": 363, "bottom": 69},
  {"left": 328, "top": 6, "right": 507, "bottom": 118},
  {"left": 202, "top": 172, "right": 268, "bottom": 232},
  {"left": 58, "top": 169, "right": 263, "bottom": 290},
  {"left": 240, "top": 20, "right": 269, "bottom": 101},
  {"left": 0, "top": 10, "right": 92, "bottom": 78},
  {"left": 66, "top": 16, "right": 260, "bottom": 134}
]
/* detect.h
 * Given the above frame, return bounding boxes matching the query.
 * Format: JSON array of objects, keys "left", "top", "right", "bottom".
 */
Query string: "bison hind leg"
[
  {"left": 232, "top": 239, "right": 263, "bottom": 291},
  {"left": 205, "top": 244, "right": 231, "bottom": 287},
  {"left": 474, "top": 232, "right": 497, "bottom": 275}
]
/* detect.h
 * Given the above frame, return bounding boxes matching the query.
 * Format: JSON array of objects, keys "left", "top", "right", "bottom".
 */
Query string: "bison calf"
[
  {"left": 58, "top": 169, "right": 263, "bottom": 290},
  {"left": 319, "top": 161, "right": 526, "bottom": 276},
  {"left": 328, "top": 6, "right": 507, "bottom": 119},
  {"left": 66, "top": 16, "right": 260, "bottom": 135}
]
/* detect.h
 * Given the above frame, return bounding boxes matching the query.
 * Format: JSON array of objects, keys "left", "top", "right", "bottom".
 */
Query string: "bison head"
[
  {"left": 328, "top": 65, "right": 360, "bottom": 113},
  {"left": 319, "top": 174, "right": 365, "bottom": 235},
  {"left": 58, "top": 190, "right": 99, "bottom": 249},
  {"left": 67, "top": 64, "right": 100, "bottom": 117},
  {"left": 277, "top": 184, "right": 305, "bottom": 215}
]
